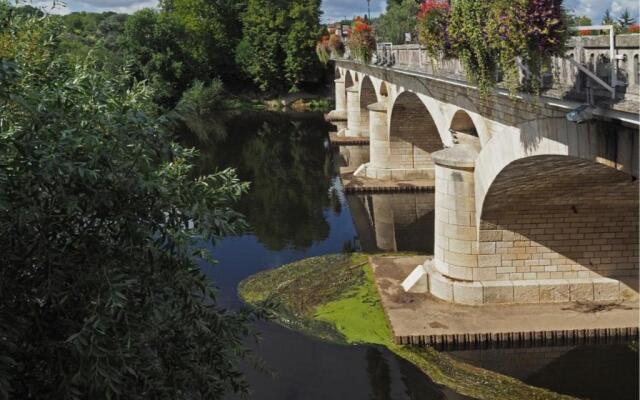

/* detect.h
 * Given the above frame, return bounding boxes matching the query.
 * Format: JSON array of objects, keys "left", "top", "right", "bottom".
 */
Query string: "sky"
[{"left": 28, "top": 0, "right": 640, "bottom": 24}]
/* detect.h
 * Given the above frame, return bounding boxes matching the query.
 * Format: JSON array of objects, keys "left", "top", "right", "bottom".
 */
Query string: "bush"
[
  {"left": 177, "top": 78, "right": 225, "bottom": 115},
  {"left": 316, "top": 35, "right": 331, "bottom": 64}
]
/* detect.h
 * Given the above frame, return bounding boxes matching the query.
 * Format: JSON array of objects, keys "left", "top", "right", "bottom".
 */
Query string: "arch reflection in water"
[{"left": 347, "top": 192, "right": 435, "bottom": 253}]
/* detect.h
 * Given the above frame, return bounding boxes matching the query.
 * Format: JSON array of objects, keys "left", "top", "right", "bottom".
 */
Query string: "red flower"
[
  {"left": 628, "top": 24, "right": 640, "bottom": 33},
  {"left": 579, "top": 29, "right": 592, "bottom": 36},
  {"left": 418, "top": 0, "right": 449, "bottom": 20}
]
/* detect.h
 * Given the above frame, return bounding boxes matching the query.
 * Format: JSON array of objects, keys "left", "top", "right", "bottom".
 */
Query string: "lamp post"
[{"left": 367, "top": 0, "right": 371, "bottom": 20}]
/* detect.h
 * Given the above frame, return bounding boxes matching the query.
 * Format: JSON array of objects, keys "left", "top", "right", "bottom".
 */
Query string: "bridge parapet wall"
[{"left": 345, "top": 34, "right": 640, "bottom": 113}]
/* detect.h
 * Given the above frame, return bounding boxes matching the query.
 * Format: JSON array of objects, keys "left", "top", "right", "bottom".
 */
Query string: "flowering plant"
[
  {"left": 446, "top": 0, "right": 569, "bottom": 95},
  {"left": 416, "top": 0, "right": 452, "bottom": 58},
  {"left": 348, "top": 17, "right": 376, "bottom": 63},
  {"left": 627, "top": 24, "right": 640, "bottom": 33},
  {"left": 486, "top": 0, "right": 568, "bottom": 93}
]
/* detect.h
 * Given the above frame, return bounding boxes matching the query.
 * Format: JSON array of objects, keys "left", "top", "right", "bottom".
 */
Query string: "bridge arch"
[
  {"left": 473, "top": 118, "right": 639, "bottom": 291},
  {"left": 345, "top": 70, "right": 354, "bottom": 88},
  {"left": 478, "top": 154, "right": 638, "bottom": 285},
  {"left": 386, "top": 91, "right": 445, "bottom": 178},
  {"left": 449, "top": 110, "right": 481, "bottom": 149},
  {"left": 358, "top": 76, "right": 377, "bottom": 136}
]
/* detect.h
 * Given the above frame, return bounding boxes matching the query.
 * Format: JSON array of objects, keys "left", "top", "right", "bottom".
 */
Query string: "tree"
[
  {"left": 0, "top": 5, "right": 267, "bottom": 398},
  {"left": 238, "top": 0, "right": 324, "bottom": 92},
  {"left": 284, "top": 0, "right": 323, "bottom": 88},
  {"left": 602, "top": 8, "right": 614, "bottom": 25},
  {"left": 566, "top": 12, "right": 591, "bottom": 27},
  {"left": 237, "top": 0, "right": 287, "bottom": 91},
  {"left": 375, "top": 0, "right": 420, "bottom": 44},
  {"left": 617, "top": 8, "right": 636, "bottom": 28}
]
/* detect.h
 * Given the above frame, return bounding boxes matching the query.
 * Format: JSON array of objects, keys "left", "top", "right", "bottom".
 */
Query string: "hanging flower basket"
[{"left": 347, "top": 17, "right": 376, "bottom": 63}]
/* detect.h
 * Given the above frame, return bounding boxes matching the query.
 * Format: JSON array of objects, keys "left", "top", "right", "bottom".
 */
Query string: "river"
[{"left": 182, "top": 111, "right": 638, "bottom": 400}]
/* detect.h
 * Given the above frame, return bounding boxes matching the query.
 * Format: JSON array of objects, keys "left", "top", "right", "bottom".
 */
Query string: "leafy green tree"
[
  {"left": 566, "top": 13, "right": 592, "bottom": 27},
  {"left": 0, "top": 5, "right": 266, "bottom": 398},
  {"left": 284, "top": 0, "right": 323, "bottom": 88},
  {"left": 238, "top": 0, "right": 287, "bottom": 91},
  {"left": 239, "top": 0, "right": 323, "bottom": 92},
  {"left": 375, "top": 0, "right": 420, "bottom": 44}
]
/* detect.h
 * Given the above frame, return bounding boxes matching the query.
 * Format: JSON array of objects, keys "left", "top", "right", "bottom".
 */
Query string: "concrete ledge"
[
  {"left": 364, "top": 165, "right": 435, "bottom": 180},
  {"left": 423, "top": 261, "right": 636, "bottom": 305},
  {"left": 325, "top": 110, "right": 347, "bottom": 122},
  {"left": 431, "top": 144, "right": 479, "bottom": 169},
  {"left": 371, "top": 255, "right": 640, "bottom": 349}
]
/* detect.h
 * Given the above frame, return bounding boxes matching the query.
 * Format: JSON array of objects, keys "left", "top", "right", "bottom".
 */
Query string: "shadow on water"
[{"left": 181, "top": 110, "right": 637, "bottom": 400}]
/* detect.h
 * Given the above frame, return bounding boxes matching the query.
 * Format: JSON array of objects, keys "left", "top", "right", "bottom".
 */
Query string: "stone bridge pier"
[{"left": 413, "top": 119, "right": 639, "bottom": 305}]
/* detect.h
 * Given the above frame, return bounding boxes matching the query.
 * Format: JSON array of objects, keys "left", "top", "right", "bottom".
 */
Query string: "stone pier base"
[{"left": 372, "top": 255, "right": 640, "bottom": 348}]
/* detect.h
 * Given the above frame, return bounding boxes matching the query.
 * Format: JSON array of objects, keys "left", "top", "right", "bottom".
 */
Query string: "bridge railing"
[{"left": 338, "top": 35, "right": 640, "bottom": 112}]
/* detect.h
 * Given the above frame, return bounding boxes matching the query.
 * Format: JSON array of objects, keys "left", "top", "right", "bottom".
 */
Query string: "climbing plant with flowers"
[{"left": 417, "top": 0, "right": 569, "bottom": 96}]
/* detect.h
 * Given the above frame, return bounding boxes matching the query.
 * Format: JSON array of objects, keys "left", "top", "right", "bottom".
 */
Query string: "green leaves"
[{"left": 0, "top": 5, "right": 264, "bottom": 399}]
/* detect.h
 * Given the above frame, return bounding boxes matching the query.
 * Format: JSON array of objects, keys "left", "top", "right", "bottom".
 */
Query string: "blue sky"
[{"left": 30, "top": 0, "right": 640, "bottom": 24}]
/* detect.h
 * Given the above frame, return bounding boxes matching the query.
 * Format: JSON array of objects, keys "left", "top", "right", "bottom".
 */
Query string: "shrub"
[
  {"left": 176, "top": 78, "right": 225, "bottom": 116},
  {"left": 627, "top": 23, "right": 640, "bottom": 33}
]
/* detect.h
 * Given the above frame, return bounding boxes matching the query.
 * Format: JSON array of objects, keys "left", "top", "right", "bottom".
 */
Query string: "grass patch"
[{"left": 239, "top": 253, "right": 576, "bottom": 400}]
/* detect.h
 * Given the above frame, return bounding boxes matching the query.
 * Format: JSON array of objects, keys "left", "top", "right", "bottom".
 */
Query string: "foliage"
[
  {"left": 446, "top": 0, "right": 568, "bottom": 96},
  {"left": 0, "top": 6, "right": 268, "bottom": 398},
  {"left": 283, "top": 0, "right": 323, "bottom": 89},
  {"left": 374, "top": 0, "right": 420, "bottom": 44},
  {"left": 448, "top": 0, "right": 498, "bottom": 96},
  {"left": 122, "top": 0, "right": 245, "bottom": 107},
  {"left": 617, "top": 8, "right": 636, "bottom": 28},
  {"left": 238, "top": 0, "right": 323, "bottom": 92},
  {"left": 347, "top": 17, "right": 376, "bottom": 63},
  {"left": 176, "top": 78, "right": 225, "bottom": 116},
  {"left": 628, "top": 23, "right": 640, "bottom": 34},
  {"left": 602, "top": 8, "right": 614, "bottom": 25},
  {"left": 416, "top": 0, "right": 451, "bottom": 58}
]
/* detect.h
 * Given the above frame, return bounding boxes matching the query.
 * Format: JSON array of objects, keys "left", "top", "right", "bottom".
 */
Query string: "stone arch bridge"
[{"left": 329, "top": 37, "right": 639, "bottom": 306}]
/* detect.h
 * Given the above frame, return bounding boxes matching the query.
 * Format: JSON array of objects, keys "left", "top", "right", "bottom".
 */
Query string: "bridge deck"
[{"left": 371, "top": 255, "right": 639, "bottom": 349}]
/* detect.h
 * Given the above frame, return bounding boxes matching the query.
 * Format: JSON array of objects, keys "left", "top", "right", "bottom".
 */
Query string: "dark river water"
[{"left": 182, "top": 111, "right": 638, "bottom": 400}]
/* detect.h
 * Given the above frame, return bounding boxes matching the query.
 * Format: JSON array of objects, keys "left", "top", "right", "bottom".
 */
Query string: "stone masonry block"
[
  {"left": 513, "top": 281, "right": 540, "bottom": 303},
  {"left": 539, "top": 280, "right": 571, "bottom": 302},
  {"left": 568, "top": 279, "right": 594, "bottom": 301},
  {"left": 593, "top": 278, "right": 620, "bottom": 301},
  {"left": 482, "top": 281, "right": 514, "bottom": 304},
  {"left": 453, "top": 281, "right": 484, "bottom": 305},
  {"left": 429, "top": 272, "right": 453, "bottom": 302}
]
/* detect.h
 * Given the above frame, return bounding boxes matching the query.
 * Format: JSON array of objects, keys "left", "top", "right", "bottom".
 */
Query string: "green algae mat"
[{"left": 238, "top": 253, "right": 576, "bottom": 400}]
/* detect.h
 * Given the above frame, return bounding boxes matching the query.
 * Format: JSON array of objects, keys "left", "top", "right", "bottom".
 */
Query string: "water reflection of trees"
[{"left": 182, "top": 111, "right": 335, "bottom": 251}]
